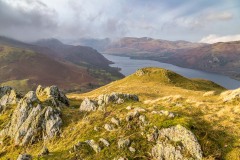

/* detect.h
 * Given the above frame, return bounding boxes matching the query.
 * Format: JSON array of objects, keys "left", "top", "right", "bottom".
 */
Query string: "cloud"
[
  {"left": 206, "top": 11, "right": 233, "bottom": 21},
  {"left": 0, "top": 0, "right": 239, "bottom": 42},
  {"left": 0, "top": 0, "right": 58, "bottom": 41},
  {"left": 199, "top": 34, "right": 240, "bottom": 44}
]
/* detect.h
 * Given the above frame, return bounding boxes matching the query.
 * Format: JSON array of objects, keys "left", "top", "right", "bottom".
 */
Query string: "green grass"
[
  {"left": 0, "top": 79, "right": 33, "bottom": 94},
  {"left": 0, "top": 67, "right": 239, "bottom": 159}
]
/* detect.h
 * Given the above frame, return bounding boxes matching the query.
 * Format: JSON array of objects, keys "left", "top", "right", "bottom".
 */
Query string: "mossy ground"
[{"left": 0, "top": 68, "right": 239, "bottom": 159}]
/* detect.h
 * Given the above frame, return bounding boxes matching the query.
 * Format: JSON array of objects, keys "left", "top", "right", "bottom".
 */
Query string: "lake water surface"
[{"left": 103, "top": 54, "right": 240, "bottom": 89}]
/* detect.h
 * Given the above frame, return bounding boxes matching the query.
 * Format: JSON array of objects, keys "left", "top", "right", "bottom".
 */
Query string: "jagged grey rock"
[
  {"left": 111, "top": 117, "right": 120, "bottom": 126},
  {"left": 118, "top": 138, "right": 130, "bottom": 149},
  {"left": 0, "top": 86, "right": 68, "bottom": 146},
  {"left": 152, "top": 141, "right": 183, "bottom": 160},
  {"left": 79, "top": 98, "right": 98, "bottom": 111},
  {"left": 85, "top": 139, "right": 101, "bottom": 153},
  {"left": 104, "top": 123, "right": 114, "bottom": 131},
  {"left": 116, "top": 98, "right": 124, "bottom": 104},
  {"left": 36, "top": 85, "right": 69, "bottom": 106},
  {"left": 17, "top": 154, "right": 32, "bottom": 160},
  {"left": 0, "top": 87, "right": 19, "bottom": 113},
  {"left": 126, "top": 111, "right": 140, "bottom": 122},
  {"left": 129, "top": 146, "right": 136, "bottom": 153},
  {"left": 139, "top": 115, "right": 146, "bottom": 123},
  {"left": 152, "top": 125, "right": 203, "bottom": 160},
  {"left": 99, "top": 138, "right": 110, "bottom": 147},
  {"left": 147, "top": 127, "right": 159, "bottom": 142},
  {"left": 126, "top": 106, "right": 132, "bottom": 110},
  {"left": 79, "top": 93, "right": 139, "bottom": 112},
  {"left": 98, "top": 93, "right": 139, "bottom": 107},
  {"left": 0, "top": 86, "right": 12, "bottom": 97}
]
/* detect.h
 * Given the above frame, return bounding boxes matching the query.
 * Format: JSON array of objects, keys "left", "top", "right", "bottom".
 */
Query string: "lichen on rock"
[
  {"left": 0, "top": 85, "right": 68, "bottom": 146},
  {"left": 0, "top": 86, "right": 20, "bottom": 113},
  {"left": 152, "top": 125, "right": 203, "bottom": 160}
]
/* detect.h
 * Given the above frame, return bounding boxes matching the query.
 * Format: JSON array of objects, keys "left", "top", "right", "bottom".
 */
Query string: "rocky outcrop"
[
  {"left": 0, "top": 85, "right": 68, "bottom": 146},
  {"left": 0, "top": 86, "right": 20, "bottom": 113},
  {"left": 79, "top": 93, "right": 139, "bottom": 111},
  {"left": 98, "top": 93, "right": 139, "bottom": 107},
  {"left": 0, "top": 86, "right": 12, "bottom": 97},
  {"left": 36, "top": 85, "right": 69, "bottom": 106},
  {"left": 152, "top": 125, "right": 203, "bottom": 160},
  {"left": 221, "top": 88, "right": 240, "bottom": 102},
  {"left": 85, "top": 140, "right": 101, "bottom": 153},
  {"left": 118, "top": 138, "right": 130, "bottom": 149},
  {"left": 79, "top": 98, "right": 97, "bottom": 111}
]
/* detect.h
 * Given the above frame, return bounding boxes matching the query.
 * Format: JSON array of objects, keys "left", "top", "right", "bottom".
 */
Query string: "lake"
[{"left": 103, "top": 54, "right": 240, "bottom": 89}]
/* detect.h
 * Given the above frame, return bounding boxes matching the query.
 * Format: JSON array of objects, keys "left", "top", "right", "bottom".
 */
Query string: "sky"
[{"left": 0, "top": 0, "right": 239, "bottom": 43}]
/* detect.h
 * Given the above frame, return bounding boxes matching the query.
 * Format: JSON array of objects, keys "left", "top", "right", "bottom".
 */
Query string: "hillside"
[
  {"left": 0, "top": 36, "right": 124, "bottom": 91},
  {"left": 103, "top": 37, "right": 206, "bottom": 57},
  {"left": 69, "top": 67, "right": 225, "bottom": 100},
  {"left": 0, "top": 45, "right": 96, "bottom": 91},
  {"left": 34, "top": 38, "right": 113, "bottom": 69},
  {"left": 168, "top": 41, "right": 240, "bottom": 80},
  {"left": 1, "top": 68, "right": 239, "bottom": 159}
]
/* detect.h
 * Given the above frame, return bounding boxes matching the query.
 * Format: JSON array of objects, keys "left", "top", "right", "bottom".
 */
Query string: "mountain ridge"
[{"left": 0, "top": 36, "right": 124, "bottom": 92}]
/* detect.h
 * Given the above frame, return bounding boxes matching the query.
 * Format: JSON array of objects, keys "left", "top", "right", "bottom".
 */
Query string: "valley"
[{"left": 80, "top": 37, "right": 240, "bottom": 81}]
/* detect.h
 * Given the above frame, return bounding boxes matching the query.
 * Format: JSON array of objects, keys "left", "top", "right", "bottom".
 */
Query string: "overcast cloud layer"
[{"left": 0, "top": 0, "right": 239, "bottom": 43}]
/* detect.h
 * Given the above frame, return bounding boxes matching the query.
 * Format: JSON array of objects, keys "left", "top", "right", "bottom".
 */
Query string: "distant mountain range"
[
  {"left": 76, "top": 37, "right": 240, "bottom": 81},
  {"left": 0, "top": 36, "right": 123, "bottom": 92}
]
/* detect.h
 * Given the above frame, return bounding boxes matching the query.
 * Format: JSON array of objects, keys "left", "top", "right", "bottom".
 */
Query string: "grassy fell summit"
[
  {"left": 70, "top": 67, "right": 225, "bottom": 100},
  {"left": 0, "top": 68, "right": 239, "bottom": 160}
]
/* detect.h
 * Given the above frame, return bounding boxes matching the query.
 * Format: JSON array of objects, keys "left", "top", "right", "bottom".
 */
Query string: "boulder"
[
  {"left": 17, "top": 154, "right": 32, "bottom": 160},
  {"left": 152, "top": 125, "right": 203, "bottom": 160},
  {"left": 152, "top": 141, "right": 183, "bottom": 160},
  {"left": 0, "top": 87, "right": 20, "bottom": 113},
  {"left": 79, "top": 98, "right": 98, "bottom": 111},
  {"left": 85, "top": 140, "right": 101, "bottom": 153},
  {"left": 129, "top": 146, "right": 136, "bottom": 153},
  {"left": 104, "top": 123, "right": 114, "bottom": 131},
  {"left": 118, "top": 138, "right": 130, "bottom": 149},
  {"left": 99, "top": 138, "right": 110, "bottom": 147},
  {"left": 139, "top": 115, "right": 146, "bottom": 123},
  {"left": 111, "top": 117, "right": 120, "bottom": 126}
]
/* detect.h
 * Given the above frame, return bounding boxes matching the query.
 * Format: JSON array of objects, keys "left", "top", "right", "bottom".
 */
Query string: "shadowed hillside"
[
  {"left": 0, "top": 36, "right": 124, "bottom": 92},
  {"left": 0, "top": 45, "right": 96, "bottom": 91}
]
